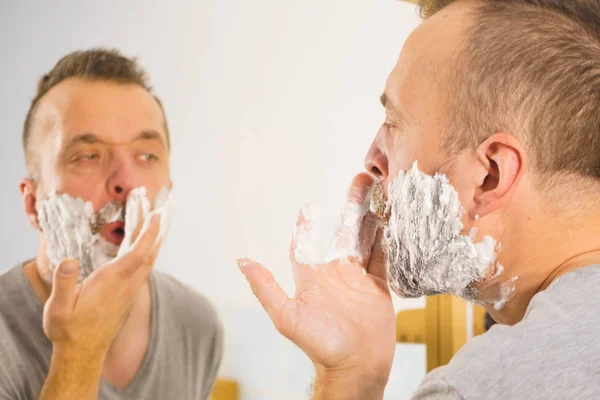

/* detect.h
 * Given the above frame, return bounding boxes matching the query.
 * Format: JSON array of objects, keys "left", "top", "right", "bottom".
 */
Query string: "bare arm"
[
  {"left": 238, "top": 174, "right": 396, "bottom": 400},
  {"left": 312, "top": 368, "right": 387, "bottom": 400},
  {"left": 38, "top": 209, "right": 163, "bottom": 400},
  {"left": 39, "top": 345, "right": 104, "bottom": 400}
]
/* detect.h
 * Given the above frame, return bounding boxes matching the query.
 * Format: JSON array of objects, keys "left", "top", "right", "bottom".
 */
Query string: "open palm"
[{"left": 239, "top": 173, "right": 396, "bottom": 381}]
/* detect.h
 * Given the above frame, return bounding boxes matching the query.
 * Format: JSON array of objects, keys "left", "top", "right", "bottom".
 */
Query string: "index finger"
[
  {"left": 113, "top": 212, "right": 161, "bottom": 278},
  {"left": 324, "top": 173, "right": 376, "bottom": 264}
]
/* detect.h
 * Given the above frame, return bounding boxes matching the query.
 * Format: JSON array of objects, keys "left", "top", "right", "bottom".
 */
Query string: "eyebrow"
[
  {"left": 66, "top": 133, "right": 104, "bottom": 149},
  {"left": 65, "top": 130, "right": 167, "bottom": 150},
  {"left": 134, "top": 130, "right": 167, "bottom": 149},
  {"left": 380, "top": 93, "right": 388, "bottom": 108},
  {"left": 380, "top": 92, "right": 405, "bottom": 123}
]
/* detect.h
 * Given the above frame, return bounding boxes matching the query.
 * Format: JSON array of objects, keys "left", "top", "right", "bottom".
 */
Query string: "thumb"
[
  {"left": 237, "top": 258, "right": 297, "bottom": 338},
  {"left": 366, "top": 228, "right": 387, "bottom": 281},
  {"left": 49, "top": 259, "right": 80, "bottom": 315}
]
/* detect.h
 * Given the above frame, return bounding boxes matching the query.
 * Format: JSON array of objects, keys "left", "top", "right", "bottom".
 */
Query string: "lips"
[{"left": 100, "top": 221, "right": 126, "bottom": 246}]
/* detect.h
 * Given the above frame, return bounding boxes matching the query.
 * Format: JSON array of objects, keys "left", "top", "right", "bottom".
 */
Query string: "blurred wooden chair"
[
  {"left": 396, "top": 308, "right": 426, "bottom": 344},
  {"left": 210, "top": 378, "right": 239, "bottom": 400},
  {"left": 395, "top": 298, "right": 489, "bottom": 372}
]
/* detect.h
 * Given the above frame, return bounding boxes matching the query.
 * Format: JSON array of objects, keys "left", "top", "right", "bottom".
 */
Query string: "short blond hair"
[{"left": 420, "top": 0, "right": 600, "bottom": 182}]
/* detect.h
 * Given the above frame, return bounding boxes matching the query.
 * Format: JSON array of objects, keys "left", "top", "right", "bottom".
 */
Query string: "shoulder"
[
  {"left": 152, "top": 270, "right": 223, "bottom": 339},
  {"left": 411, "top": 368, "right": 463, "bottom": 400},
  {"left": 0, "top": 265, "right": 26, "bottom": 301},
  {"left": 413, "top": 267, "right": 600, "bottom": 399},
  {"left": 0, "top": 264, "right": 35, "bottom": 334},
  {"left": 412, "top": 326, "right": 526, "bottom": 400},
  {"left": 0, "top": 265, "right": 35, "bottom": 398}
]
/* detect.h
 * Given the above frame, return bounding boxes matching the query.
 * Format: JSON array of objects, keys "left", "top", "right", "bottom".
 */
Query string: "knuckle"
[
  {"left": 47, "top": 306, "right": 68, "bottom": 324},
  {"left": 132, "top": 251, "right": 151, "bottom": 267}
]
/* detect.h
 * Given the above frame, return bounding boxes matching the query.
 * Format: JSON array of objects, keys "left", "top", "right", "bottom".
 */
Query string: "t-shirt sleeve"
[
  {"left": 0, "top": 337, "right": 24, "bottom": 400},
  {"left": 410, "top": 367, "right": 464, "bottom": 400},
  {"left": 201, "top": 317, "right": 224, "bottom": 400}
]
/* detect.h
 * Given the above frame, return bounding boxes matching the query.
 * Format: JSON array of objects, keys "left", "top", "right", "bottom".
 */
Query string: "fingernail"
[
  {"left": 237, "top": 258, "right": 255, "bottom": 270},
  {"left": 59, "top": 259, "right": 78, "bottom": 276}
]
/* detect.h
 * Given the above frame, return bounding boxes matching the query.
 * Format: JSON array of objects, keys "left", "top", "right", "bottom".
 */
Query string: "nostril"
[
  {"left": 371, "top": 166, "right": 383, "bottom": 177},
  {"left": 115, "top": 186, "right": 123, "bottom": 194}
]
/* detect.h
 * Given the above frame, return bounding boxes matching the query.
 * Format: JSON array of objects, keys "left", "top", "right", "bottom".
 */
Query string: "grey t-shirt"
[
  {"left": 0, "top": 263, "right": 223, "bottom": 400},
  {"left": 413, "top": 264, "right": 600, "bottom": 400}
]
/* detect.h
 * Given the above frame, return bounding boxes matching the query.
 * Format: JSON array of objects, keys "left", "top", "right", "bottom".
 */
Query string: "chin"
[{"left": 78, "top": 237, "right": 122, "bottom": 279}]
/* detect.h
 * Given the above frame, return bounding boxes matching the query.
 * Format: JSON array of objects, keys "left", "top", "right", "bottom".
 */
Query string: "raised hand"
[{"left": 238, "top": 173, "right": 396, "bottom": 400}]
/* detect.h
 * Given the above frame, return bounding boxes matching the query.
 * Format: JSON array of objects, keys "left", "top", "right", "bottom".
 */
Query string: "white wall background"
[{"left": 0, "top": 1, "right": 425, "bottom": 398}]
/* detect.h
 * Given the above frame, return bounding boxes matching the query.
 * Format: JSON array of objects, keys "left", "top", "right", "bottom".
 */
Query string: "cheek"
[
  {"left": 139, "top": 171, "right": 171, "bottom": 200},
  {"left": 47, "top": 174, "right": 107, "bottom": 213},
  {"left": 448, "top": 176, "right": 472, "bottom": 209},
  {"left": 141, "top": 167, "right": 170, "bottom": 188},
  {"left": 445, "top": 174, "right": 479, "bottom": 237},
  {"left": 383, "top": 146, "right": 417, "bottom": 190}
]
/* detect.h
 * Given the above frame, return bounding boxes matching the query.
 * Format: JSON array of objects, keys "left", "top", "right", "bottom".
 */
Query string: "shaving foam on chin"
[{"left": 38, "top": 186, "right": 171, "bottom": 282}]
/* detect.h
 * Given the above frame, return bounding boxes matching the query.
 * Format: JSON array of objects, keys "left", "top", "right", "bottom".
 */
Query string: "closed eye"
[{"left": 71, "top": 153, "right": 100, "bottom": 162}]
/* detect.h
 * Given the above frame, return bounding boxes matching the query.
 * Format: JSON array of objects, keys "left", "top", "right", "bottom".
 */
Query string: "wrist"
[
  {"left": 312, "top": 365, "right": 388, "bottom": 400},
  {"left": 40, "top": 343, "right": 105, "bottom": 400},
  {"left": 50, "top": 342, "right": 106, "bottom": 377}
]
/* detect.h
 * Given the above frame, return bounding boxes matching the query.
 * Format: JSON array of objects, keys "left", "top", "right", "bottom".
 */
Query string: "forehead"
[
  {"left": 36, "top": 77, "right": 167, "bottom": 146},
  {"left": 384, "top": 1, "right": 475, "bottom": 119}
]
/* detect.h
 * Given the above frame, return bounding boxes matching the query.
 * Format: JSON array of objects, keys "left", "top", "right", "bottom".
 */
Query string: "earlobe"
[
  {"left": 473, "top": 134, "right": 525, "bottom": 217},
  {"left": 19, "top": 179, "right": 41, "bottom": 231}
]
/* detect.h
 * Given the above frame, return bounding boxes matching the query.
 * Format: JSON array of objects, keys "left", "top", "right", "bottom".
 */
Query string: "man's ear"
[
  {"left": 20, "top": 178, "right": 41, "bottom": 231},
  {"left": 472, "top": 133, "right": 526, "bottom": 217}
]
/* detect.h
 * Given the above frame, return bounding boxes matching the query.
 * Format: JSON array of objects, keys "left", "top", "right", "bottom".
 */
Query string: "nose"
[
  {"left": 364, "top": 136, "right": 389, "bottom": 180},
  {"left": 106, "top": 152, "right": 136, "bottom": 201}
]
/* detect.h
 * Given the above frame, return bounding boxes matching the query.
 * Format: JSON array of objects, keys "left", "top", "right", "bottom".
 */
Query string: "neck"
[{"left": 485, "top": 208, "right": 600, "bottom": 325}]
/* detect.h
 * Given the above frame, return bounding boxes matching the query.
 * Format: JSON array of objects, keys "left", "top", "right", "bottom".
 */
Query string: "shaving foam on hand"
[
  {"left": 293, "top": 202, "right": 320, "bottom": 265},
  {"left": 324, "top": 199, "right": 371, "bottom": 263},
  {"left": 293, "top": 186, "right": 375, "bottom": 265}
]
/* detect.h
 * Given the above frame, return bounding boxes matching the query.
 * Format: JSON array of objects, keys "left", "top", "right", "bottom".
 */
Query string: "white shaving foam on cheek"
[
  {"left": 38, "top": 193, "right": 97, "bottom": 280},
  {"left": 384, "top": 161, "right": 508, "bottom": 302},
  {"left": 39, "top": 186, "right": 172, "bottom": 282}
]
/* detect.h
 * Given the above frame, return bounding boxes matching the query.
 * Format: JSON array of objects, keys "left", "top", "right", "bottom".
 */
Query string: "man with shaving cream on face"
[
  {"left": 0, "top": 49, "right": 222, "bottom": 400},
  {"left": 239, "top": 0, "right": 600, "bottom": 398}
]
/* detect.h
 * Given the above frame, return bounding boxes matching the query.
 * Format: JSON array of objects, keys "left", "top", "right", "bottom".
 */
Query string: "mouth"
[{"left": 100, "top": 221, "right": 126, "bottom": 246}]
